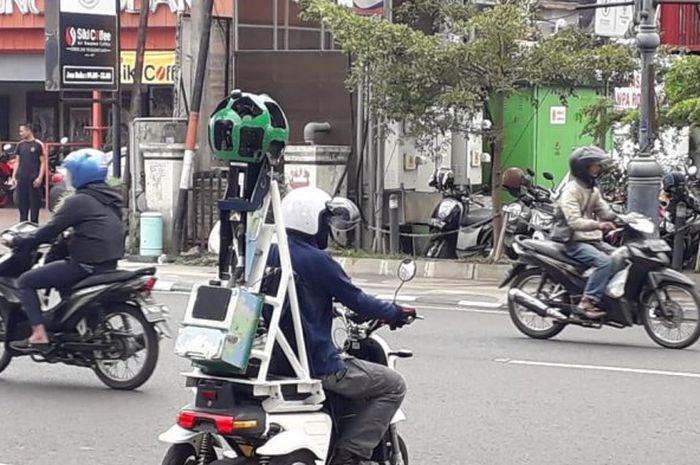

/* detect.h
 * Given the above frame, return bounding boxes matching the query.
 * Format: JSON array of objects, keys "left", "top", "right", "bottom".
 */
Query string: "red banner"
[{"left": 353, "top": 0, "right": 384, "bottom": 16}]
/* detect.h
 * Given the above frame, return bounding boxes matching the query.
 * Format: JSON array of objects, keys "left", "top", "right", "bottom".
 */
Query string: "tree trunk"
[{"left": 490, "top": 91, "right": 505, "bottom": 262}]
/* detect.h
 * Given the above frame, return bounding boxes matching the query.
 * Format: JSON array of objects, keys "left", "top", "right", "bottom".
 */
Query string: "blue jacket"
[{"left": 267, "top": 234, "right": 401, "bottom": 377}]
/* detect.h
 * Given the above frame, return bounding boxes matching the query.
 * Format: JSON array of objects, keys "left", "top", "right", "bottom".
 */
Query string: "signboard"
[
  {"left": 550, "top": 106, "right": 567, "bottom": 125},
  {"left": 614, "top": 71, "right": 641, "bottom": 110},
  {"left": 594, "top": 0, "right": 634, "bottom": 38},
  {"left": 121, "top": 50, "right": 176, "bottom": 85},
  {"left": 353, "top": 0, "right": 384, "bottom": 16},
  {"left": 45, "top": 0, "right": 120, "bottom": 92}
]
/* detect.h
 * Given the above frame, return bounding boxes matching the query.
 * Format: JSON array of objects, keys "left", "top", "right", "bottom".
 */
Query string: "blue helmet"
[{"left": 62, "top": 149, "right": 109, "bottom": 189}]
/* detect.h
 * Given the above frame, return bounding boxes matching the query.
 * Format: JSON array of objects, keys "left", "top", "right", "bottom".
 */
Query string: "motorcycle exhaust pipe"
[{"left": 508, "top": 288, "right": 567, "bottom": 321}]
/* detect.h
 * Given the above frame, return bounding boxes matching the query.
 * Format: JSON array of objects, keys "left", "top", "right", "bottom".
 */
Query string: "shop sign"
[
  {"left": 45, "top": 0, "right": 120, "bottom": 92},
  {"left": 121, "top": 50, "right": 176, "bottom": 85},
  {"left": 1, "top": 0, "right": 201, "bottom": 15}
]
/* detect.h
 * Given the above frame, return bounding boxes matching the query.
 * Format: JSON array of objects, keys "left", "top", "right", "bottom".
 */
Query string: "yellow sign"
[{"left": 120, "top": 51, "right": 176, "bottom": 85}]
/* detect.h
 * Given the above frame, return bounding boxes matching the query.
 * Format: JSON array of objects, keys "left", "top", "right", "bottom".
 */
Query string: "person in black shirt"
[
  {"left": 11, "top": 123, "right": 46, "bottom": 223},
  {"left": 8, "top": 149, "right": 125, "bottom": 349}
]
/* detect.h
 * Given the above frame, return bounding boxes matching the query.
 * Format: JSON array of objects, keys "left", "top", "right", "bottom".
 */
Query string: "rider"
[
  {"left": 560, "top": 146, "right": 617, "bottom": 320},
  {"left": 266, "top": 186, "right": 416, "bottom": 465},
  {"left": 9, "top": 149, "right": 125, "bottom": 349}
]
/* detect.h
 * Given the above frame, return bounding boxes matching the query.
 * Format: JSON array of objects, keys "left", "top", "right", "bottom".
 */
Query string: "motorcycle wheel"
[
  {"left": 92, "top": 305, "right": 159, "bottom": 390},
  {"left": 642, "top": 283, "right": 700, "bottom": 349},
  {"left": 425, "top": 240, "right": 446, "bottom": 258},
  {"left": 0, "top": 312, "right": 12, "bottom": 374},
  {"left": 162, "top": 444, "right": 198, "bottom": 465},
  {"left": 508, "top": 269, "right": 567, "bottom": 340}
]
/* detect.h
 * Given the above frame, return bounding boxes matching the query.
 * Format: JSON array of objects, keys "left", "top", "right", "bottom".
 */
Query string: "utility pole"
[
  {"left": 627, "top": 0, "right": 663, "bottom": 228},
  {"left": 128, "top": 0, "right": 150, "bottom": 205},
  {"left": 172, "top": 0, "right": 215, "bottom": 254}
]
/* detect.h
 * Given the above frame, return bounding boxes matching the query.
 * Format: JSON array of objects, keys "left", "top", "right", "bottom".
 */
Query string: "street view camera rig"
[{"left": 173, "top": 90, "right": 324, "bottom": 412}]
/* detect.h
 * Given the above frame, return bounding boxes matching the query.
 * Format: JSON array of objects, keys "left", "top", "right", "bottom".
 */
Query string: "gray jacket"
[{"left": 559, "top": 179, "right": 616, "bottom": 242}]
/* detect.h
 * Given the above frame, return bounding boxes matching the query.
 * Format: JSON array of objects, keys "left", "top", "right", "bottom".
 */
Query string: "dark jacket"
[
  {"left": 21, "top": 182, "right": 125, "bottom": 264},
  {"left": 266, "top": 234, "right": 401, "bottom": 377}
]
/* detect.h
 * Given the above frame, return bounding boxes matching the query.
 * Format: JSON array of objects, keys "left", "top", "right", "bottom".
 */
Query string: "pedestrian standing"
[{"left": 11, "top": 124, "right": 46, "bottom": 224}]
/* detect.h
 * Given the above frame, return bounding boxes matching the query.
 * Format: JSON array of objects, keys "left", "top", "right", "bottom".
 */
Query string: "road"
[{"left": 2, "top": 278, "right": 700, "bottom": 465}]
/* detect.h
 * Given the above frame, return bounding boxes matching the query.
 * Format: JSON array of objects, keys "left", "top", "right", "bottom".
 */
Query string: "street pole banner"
[
  {"left": 353, "top": 0, "right": 384, "bottom": 16},
  {"left": 45, "top": 0, "right": 120, "bottom": 92}
]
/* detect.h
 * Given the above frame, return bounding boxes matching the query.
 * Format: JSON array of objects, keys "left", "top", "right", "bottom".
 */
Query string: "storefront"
[{"left": 0, "top": 0, "right": 232, "bottom": 144}]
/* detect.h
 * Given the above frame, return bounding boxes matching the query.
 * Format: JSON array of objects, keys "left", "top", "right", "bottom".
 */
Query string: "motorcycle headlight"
[
  {"left": 503, "top": 203, "right": 523, "bottom": 223},
  {"left": 530, "top": 210, "right": 553, "bottom": 229}
]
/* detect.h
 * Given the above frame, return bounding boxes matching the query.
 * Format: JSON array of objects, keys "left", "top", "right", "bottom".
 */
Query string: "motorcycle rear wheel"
[
  {"left": 161, "top": 444, "right": 199, "bottom": 465},
  {"left": 93, "top": 305, "right": 159, "bottom": 390},
  {"left": 508, "top": 269, "right": 567, "bottom": 340},
  {"left": 642, "top": 283, "right": 700, "bottom": 349}
]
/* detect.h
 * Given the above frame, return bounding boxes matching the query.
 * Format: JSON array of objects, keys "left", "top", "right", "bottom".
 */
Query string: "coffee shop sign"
[{"left": 0, "top": 0, "right": 198, "bottom": 15}]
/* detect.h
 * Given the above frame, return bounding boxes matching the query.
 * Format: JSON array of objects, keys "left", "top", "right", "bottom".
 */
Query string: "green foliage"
[
  {"left": 579, "top": 97, "right": 634, "bottom": 147},
  {"left": 664, "top": 55, "right": 700, "bottom": 126}
]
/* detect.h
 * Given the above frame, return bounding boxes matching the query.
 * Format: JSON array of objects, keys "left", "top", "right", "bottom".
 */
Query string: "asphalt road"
[{"left": 3, "top": 285, "right": 700, "bottom": 465}]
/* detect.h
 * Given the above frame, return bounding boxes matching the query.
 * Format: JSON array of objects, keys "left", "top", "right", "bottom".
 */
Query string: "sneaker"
[{"left": 576, "top": 298, "right": 606, "bottom": 320}]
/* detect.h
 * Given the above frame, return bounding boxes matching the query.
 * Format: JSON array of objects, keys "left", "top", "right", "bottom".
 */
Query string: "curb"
[{"left": 334, "top": 257, "right": 510, "bottom": 281}]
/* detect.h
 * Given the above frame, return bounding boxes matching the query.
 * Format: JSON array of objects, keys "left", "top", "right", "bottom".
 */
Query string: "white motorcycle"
[{"left": 159, "top": 260, "right": 419, "bottom": 465}]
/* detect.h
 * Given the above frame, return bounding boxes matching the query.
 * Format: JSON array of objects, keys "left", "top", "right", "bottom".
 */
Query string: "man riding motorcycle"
[
  {"left": 265, "top": 186, "right": 416, "bottom": 465},
  {"left": 558, "top": 146, "right": 617, "bottom": 320},
  {"left": 8, "top": 149, "right": 125, "bottom": 350}
]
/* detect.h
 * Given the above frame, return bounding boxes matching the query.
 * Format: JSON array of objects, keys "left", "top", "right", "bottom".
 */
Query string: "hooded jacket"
[
  {"left": 559, "top": 179, "right": 616, "bottom": 242},
  {"left": 24, "top": 182, "right": 125, "bottom": 264}
]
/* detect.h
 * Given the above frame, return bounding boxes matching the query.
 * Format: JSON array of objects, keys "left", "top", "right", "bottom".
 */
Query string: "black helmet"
[
  {"left": 569, "top": 146, "right": 610, "bottom": 188},
  {"left": 662, "top": 171, "right": 686, "bottom": 194}
]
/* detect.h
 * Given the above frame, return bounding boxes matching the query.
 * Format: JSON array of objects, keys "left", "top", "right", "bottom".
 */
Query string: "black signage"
[{"left": 45, "top": 0, "right": 120, "bottom": 92}]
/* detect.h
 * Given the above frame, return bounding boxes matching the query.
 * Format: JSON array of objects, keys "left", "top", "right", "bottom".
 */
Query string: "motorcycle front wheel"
[
  {"left": 0, "top": 311, "right": 12, "bottom": 374},
  {"left": 508, "top": 269, "right": 567, "bottom": 340},
  {"left": 642, "top": 283, "right": 700, "bottom": 349}
]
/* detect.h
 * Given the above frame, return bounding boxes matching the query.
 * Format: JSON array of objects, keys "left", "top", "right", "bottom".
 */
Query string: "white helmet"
[{"left": 281, "top": 186, "right": 360, "bottom": 248}]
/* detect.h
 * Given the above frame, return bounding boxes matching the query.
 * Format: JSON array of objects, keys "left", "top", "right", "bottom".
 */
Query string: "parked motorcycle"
[
  {"left": 425, "top": 167, "right": 492, "bottom": 259},
  {"left": 159, "top": 260, "right": 420, "bottom": 465},
  {"left": 659, "top": 167, "right": 700, "bottom": 269},
  {"left": 0, "top": 143, "right": 15, "bottom": 207},
  {"left": 502, "top": 213, "right": 700, "bottom": 349},
  {"left": 499, "top": 168, "right": 556, "bottom": 260},
  {"left": 0, "top": 222, "right": 172, "bottom": 390}
]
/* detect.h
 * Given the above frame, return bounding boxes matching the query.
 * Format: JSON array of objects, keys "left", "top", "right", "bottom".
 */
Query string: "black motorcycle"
[
  {"left": 0, "top": 222, "right": 172, "bottom": 390},
  {"left": 501, "top": 213, "right": 700, "bottom": 349},
  {"left": 499, "top": 170, "right": 556, "bottom": 260},
  {"left": 425, "top": 168, "right": 492, "bottom": 259},
  {"left": 659, "top": 169, "right": 700, "bottom": 270}
]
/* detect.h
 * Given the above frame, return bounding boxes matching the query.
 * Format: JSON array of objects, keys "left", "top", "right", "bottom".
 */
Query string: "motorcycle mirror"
[
  {"left": 543, "top": 172, "right": 554, "bottom": 181},
  {"left": 526, "top": 168, "right": 535, "bottom": 177},
  {"left": 689, "top": 166, "right": 698, "bottom": 177},
  {"left": 60, "top": 137, "right": 68, "bottom": 145},
  {"left": 397, "top": 259, "right": 417, "bottom": 283}
]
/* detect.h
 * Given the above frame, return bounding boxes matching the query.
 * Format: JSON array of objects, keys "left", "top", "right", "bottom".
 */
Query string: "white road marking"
[
  {"left": 458, "top": 300, "right": 503, "bottom": 308},
  {"left": 375, "top": 295, "right": 418, "bottom": 302},
  {"left": 153, "top": 280, "right": 175, "bottom": 292},
  {"left": 495, "top": 358, "right": 700, "bottom": 379}
]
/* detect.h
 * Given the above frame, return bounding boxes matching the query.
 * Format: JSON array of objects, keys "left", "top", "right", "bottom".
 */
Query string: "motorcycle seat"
[
  {"left": 72, "top": 267, "right": 156, "bottom": 290},
  {"left": 461, "top": 208, "right": 492, "bottom": 227},
  {"left": 519, "top": 239, "right": 585, "bottom": 268}
]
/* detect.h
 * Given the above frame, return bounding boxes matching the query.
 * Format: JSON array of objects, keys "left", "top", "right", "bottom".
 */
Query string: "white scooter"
[{"left": 159, "top": 259, "right": 419, "bottom": 465}]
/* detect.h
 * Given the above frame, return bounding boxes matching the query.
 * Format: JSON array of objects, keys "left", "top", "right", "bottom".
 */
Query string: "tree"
[{"left": 299, "top": 0, "right": 634, "bottom": 259}]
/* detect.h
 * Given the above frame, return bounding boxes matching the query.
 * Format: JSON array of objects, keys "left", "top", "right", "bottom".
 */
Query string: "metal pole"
[
  {"left": 389, "top": 192, "right": 400, "bottom": 255},
  {"left": 172, "top": 0, "right": 215, "bottom": 254},
  {"left": 672, "top": 202, "right": 687, "bottom": 270},
  {"left": 627, "top": 0, "right": 663, "bottom": 229},
  {"left": 112, "top": 94, "right": 121, "bottom": 179},
  {"left": 92, "top": 91, "right": 102, "bottom": 149}
]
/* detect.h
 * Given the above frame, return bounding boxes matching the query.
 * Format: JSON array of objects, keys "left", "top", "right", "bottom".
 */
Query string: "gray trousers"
[{"left": 322, "top": 358, "right": 407, "bottom": 459}]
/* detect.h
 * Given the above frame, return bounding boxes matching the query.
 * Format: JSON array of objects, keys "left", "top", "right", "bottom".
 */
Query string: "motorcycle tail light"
[
  {"left": 140, "top": 277, "right": 158, "bottom": 297},
  {"left": 176, "top": 410, "right": 257, "bottom": 435}
]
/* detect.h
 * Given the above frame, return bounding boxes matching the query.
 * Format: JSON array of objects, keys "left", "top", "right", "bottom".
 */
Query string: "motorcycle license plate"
[{"left": 647, "top": 239, "right": 671, "bottom": 253}]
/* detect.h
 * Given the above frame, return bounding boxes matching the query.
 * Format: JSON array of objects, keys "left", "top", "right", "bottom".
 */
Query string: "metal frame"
[{"left": 184, "top": 174, "right": 324, "bottom": 413}]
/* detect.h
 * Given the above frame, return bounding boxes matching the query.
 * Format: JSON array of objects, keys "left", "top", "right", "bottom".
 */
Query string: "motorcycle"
[
  {"left": 501, "top": 213, "right": 700, "bottom": 349},
  {"left": 659, "top": 167, "right": 700, "bottom": 270},
  {"left": 500, "top": 169, "right": 556, "bottom": 260},
  {"left": 0, "top": 143, "right": 15, "bottom": 207},
  {"left": 425, "top": 167, "right": 493, "bottom": 259},
  {"left": 159, "top": 260, "right": 420, "bottom": 465},
  {"left": 0, "top": 221, "right": 172, "bottom": 390}
]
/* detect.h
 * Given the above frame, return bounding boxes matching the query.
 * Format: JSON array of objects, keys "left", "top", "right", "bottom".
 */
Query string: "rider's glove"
[{"left": 390, "top": 305, "right": 417, "bottom": 330}]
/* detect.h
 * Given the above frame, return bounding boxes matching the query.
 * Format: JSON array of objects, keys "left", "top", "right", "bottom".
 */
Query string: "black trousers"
[{"left": 16, "top": 179, "right": 42, "bottom": 223}]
